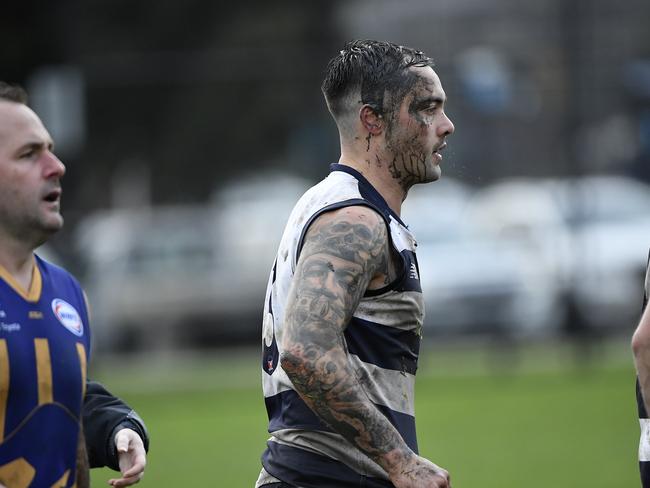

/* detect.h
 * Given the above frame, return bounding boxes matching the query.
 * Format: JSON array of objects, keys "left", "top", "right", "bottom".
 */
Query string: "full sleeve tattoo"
[{"left": 280, "top": 205, "right": 413, "bottom": 476}]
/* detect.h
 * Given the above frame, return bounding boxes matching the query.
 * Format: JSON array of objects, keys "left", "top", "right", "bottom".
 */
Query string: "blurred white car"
[
  {"left": 210, "top": 172, "right": 313, "bottom": 287},
  {"left": 552, "top": 176, "right": 650, "bottom": 330},
  {"left": 468, "top": 175, "right": 650, "bottom": 333},
  {"left": 403, "top": 179, "right": 564, "bottom": 337},
  {"left": 76, "top": 172, "right": 312, "bottom": 352},
  {"left": 76, "top": 204, "right": 226, "bottom": 351},
  {"left": 467, "top": 178, "right": 575, "bottom": 303}
]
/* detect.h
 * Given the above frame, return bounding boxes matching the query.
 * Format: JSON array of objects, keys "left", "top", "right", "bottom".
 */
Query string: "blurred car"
[
  {"left": 76, "top": 204, "right": 225, "bottom": 351},
  {"left": 77, "top": 172, "right": 312, "bottom": 352},
  {"left": 552, "top": 176, "right": 650, "bottom": 331},
  {"left": 402, "top": 178, "right": 564, "bottom": 337},
  {"left": 210, "top": 172, "right": 313, "bottom": 288},
  {"left": 468, "top": 175, "right": 650, "bottom": 333},
  {"left": 466, "top": 178, "right": 575, "bottom": 310}
]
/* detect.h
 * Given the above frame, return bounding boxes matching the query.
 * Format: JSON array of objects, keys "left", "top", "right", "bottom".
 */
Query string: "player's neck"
[
  {"left": 338, "top": 149, "right": 406, "bottom": 217},
  {"left": 0, "top": 235, "right": 37, "bottom": 291}
]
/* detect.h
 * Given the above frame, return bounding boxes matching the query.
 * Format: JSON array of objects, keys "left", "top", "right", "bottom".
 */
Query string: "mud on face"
[{"left": 381, "top": 72, "right": 441, "bottom": 190}]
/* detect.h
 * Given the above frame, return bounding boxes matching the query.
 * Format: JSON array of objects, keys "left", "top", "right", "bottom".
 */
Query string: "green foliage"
[{"left": 90, "top": 341, "right": 640, "bottom": 487}]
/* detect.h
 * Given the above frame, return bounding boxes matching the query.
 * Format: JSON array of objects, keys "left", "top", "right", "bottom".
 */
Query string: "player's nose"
[{"left": 439, "top": 112, "right": 455, "bottom": 137}]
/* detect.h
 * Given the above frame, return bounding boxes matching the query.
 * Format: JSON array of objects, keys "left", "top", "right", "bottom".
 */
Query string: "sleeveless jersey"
[
  {"left": 0, "top": 255, "right": 90, "bottom": 488},
  {"left": 638, "top": 250, "right": 650, "bottom": 487},
  {"left": 258, "top": 164, "right": 424, "bottom": 488}
]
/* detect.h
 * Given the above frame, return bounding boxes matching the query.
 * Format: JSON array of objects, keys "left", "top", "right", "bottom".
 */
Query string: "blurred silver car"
[
  {"left": 76, "top": 172, "right": 312, "bottom": 352},
  {"left": 403, "top": 179, "right": 564, "bottom": 337},
  {"left": 76, "top": 204, "right": 226, "bottom": 351},
  {"left": 468, "top": 175, "right": 650, "bottom": 332},
  {"left": 553, "top": 176, "right": 650, "bottom": 330}
]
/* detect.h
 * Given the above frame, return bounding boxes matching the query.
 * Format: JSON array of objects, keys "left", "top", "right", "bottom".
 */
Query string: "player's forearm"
[
  {"left": 638, "top": 367, "right": 650, "bottom": 415},
  {"left": 634, "top": 352, "right": 650, "bottom": 414},
  {"left": 633, "top": 307, "right": 650, "bottom": 413},
  {"left": 281, "top": 329, "right": 413, "bottom": 475}
]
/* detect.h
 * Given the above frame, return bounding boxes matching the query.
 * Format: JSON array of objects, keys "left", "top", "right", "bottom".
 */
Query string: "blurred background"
[{"left": 4, "top": 0, "right": 650, "bottom": 486}]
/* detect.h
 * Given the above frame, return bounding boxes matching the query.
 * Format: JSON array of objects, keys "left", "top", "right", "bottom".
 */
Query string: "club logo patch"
[{"left": 51, "top": 298, "right": 84, "bottom": 336}]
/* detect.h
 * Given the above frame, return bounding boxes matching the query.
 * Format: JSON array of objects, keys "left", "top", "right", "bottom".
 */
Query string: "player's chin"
[
  {"left": 41, "top": 213, "right": 64, "bottom": 233},
  {"left": 423, "top": 163, "right": 442, "bottom": 183}
]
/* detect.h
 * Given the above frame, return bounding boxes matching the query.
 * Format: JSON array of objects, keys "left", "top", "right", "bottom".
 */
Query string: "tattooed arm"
[{"left": 280, "top": 206, "right": 450, "bottom": 488}]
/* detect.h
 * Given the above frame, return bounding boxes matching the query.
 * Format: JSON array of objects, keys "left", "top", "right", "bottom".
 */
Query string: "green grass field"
[{"left": 89, "top": 338, "right": 641, "bottom": 487}]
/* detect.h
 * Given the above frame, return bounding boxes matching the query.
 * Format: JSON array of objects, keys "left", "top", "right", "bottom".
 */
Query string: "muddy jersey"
[
  {"left": 0, "top": 255, "right": 90, "bottom": 488},
  {"left": 258, "top": 164, "right": 424, "bottom": 488}
]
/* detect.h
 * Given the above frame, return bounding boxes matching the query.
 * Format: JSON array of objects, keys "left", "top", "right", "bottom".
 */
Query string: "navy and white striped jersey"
[
  {"left": 638, "top": 250, "right": 650, "bottom": 488},
  {"left": 257, "top": 164, "right": 424, "bottom": 488}
]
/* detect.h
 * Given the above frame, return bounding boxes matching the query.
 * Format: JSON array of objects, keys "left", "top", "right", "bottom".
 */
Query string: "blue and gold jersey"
[{"left": 0, "top": 255, "right": 90, "bottom": 488}]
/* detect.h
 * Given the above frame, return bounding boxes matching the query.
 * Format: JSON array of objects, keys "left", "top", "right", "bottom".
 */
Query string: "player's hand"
[
  {"left": 389, "top": 454, "right": 451, "bottom": 488},
  {"left": 108, "top": 428, "right": 146, "bottom": 487}
]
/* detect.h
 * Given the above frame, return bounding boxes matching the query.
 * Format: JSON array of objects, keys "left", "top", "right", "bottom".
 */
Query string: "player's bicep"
[{"left": 283, "top": 206, "right": 388, "bottom": 348}]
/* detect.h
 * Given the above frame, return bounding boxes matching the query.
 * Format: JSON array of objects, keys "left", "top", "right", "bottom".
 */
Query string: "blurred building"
[
  {"left": 4, "top": 0, "right": 649, "bottom": 211},
  {"left": 4, "top": 0, "right": 650, "bottom": 350}
]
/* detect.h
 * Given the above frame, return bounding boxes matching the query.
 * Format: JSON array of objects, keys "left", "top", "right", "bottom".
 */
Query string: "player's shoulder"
[
  {"left": 301, "top": 204, "right": 389, "bottom": 265},
  {"left": 310, "top": 204, "right": 387, "bottom": 237}
]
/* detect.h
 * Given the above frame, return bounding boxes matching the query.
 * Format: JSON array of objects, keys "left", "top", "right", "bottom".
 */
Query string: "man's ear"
[{"left": 359, "top": 105, "right": 384, "bottom": 135}]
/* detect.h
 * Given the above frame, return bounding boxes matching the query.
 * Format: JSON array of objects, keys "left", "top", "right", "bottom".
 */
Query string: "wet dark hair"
[
  {"left": 321, "top": 39, "right": 434, "bottom": 118},
  {"left": 0, "top": 81, "right": 28, "bottom": 104}
]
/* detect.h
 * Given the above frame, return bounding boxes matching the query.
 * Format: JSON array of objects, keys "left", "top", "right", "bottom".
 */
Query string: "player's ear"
[{"left": 359, "top": 105, "right": 384, "bottom": 135}]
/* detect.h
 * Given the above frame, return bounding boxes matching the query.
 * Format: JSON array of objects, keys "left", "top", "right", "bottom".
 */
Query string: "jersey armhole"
[{"left": 365, "top": 249, "right": 408, "bottom": 297}]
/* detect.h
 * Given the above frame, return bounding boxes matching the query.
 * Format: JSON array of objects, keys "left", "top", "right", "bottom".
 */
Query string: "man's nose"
[
  {"left": 43, "top": 151, "right": 66, "bottom": 178},
  {"left": 439, "top": 112, "right": 455, "bottom": 136}
]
